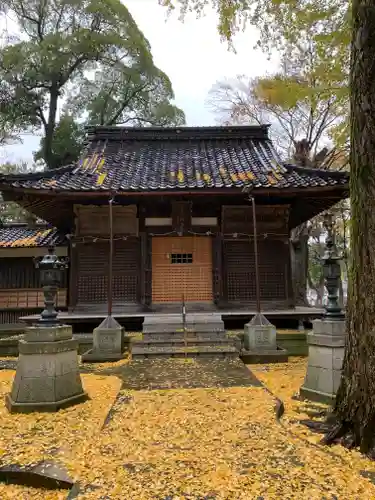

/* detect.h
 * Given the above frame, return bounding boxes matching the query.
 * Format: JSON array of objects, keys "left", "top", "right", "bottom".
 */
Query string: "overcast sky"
[{"left": 1, "top": 0, "right": 279, "bottom": 165}]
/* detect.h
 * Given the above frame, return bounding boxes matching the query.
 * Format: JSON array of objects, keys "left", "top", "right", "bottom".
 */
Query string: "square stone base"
[
  {"left": 244, "top": 323, "right": 277, "bottom": 352},
  {"left": 5, "top": 391, "right": 89, "bottom": 414},
  {"left": 240, "top": 347, "right": 288, "bottom": 364},
  {"left": 299, "top": 385, "right": 336, "bottom": 406},
  {"left": 300, "top": 318, "right": 346, "bottom": 404},
  {"left": 81, "top": 325, "right": 124, "bottom": 362},
  {"left": 6, "top": 324, "right": 87, "bottom": 414}
]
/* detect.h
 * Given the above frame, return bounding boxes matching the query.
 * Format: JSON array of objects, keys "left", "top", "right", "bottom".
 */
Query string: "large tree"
[
  {"left": 207, "top": 56, "right": 349, "bottom": 305},
  {"left": 323, "top": 0, "right": 375, "bottom": 454},
  {"left": 33, "top": 114, "right": 85, "bottom": 169},
  {"left": 163, "top": 0, "right": 375, "bottom": 453},
  {"left": 66, "top": 61, "right": 185, "bottom": 127},
  {"left": 0, "top": 0, "right": 185, "bottom": 169}
]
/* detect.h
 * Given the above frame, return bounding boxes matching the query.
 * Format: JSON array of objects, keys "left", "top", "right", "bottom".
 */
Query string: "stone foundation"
[
  {"left": 241, "top": 315, "right": 288, "bottom": 364},
  {"left": 81, "top": 319, "right": 124, "bottom": 362},
  {"left": 5, "top": 324, "right": 88, "bottom": 413},
  {"left": 300, "top": 319, "right": 346, "bottom": 405}
]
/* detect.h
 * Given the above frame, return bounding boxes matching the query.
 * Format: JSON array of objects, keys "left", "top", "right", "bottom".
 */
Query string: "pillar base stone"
[
  {"left": 5, "top": 324, "right": 88, "bottom": 414},
  {"left": 300, "top": 318, "right": 346, "bottom": 405},
  {"left": 5, "top": 391, "right": 88, "bottom": 414},
  {"left": 299, "top": 386, "right": 336, "bottom": 406},
  {"left": 81, "top": 318, "right": 124, "bottom": 363}
]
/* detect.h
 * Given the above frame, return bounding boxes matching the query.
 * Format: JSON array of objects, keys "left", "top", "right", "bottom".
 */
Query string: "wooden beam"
[
  {"left": 0, "top": 185, "right": 349, "bottom": 198},
  {"left": 0, "top": 247, "right": 67, "bottom": 258}
]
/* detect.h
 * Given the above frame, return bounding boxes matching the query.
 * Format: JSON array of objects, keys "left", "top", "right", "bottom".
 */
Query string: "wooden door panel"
[
  {"left": 152, "top": 236, "right": 213, "bottom": 302},
  {"left": 224, "top": 240, "right": 288, "bottom": 304},
  {"left": 77, "top": 240, "right": 139, "bottom": 304}
]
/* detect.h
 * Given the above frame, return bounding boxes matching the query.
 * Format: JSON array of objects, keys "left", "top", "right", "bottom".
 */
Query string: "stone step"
[
  {"left": 133, "top": 337, "right": 233, "bottom": 347},
  {"left": 131, "top": 344, "right": 239, "bottom": 359},
  {"left": 143, "top": 325, "right": 226, "bottom": 335},
  {"left": 141, "top": 331, "right": 228, "bottom": 341},
  {"left": 142, "top": 314, "right": 225, "bottom": 335}
]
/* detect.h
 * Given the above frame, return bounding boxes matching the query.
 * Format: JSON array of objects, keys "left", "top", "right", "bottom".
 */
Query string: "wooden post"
[
  {"left": 251, "top": 196, "right": 261, "bottom": 313},
  {"left": 108, "top": 197, "right": 114, "bottom": 317}
]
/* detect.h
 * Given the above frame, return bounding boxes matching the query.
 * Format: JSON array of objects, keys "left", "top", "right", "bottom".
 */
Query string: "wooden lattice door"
[
  {"left": 76, "top": 240, "right": 139, "bottom": 305},
  {"left": 151, "top": 236, "right": 213, "bottom": 303},
  {"left": 224, "top": 239, "right": 288, "bottom": 304}
]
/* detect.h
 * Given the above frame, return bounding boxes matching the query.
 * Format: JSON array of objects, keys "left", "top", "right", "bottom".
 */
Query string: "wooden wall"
[
  {"left": 221, "top": 204, "right": 292, "bottom": 308},
  {"left": 0, "top": 255, "right": 68, "bottom": 323},
  {"left": 70, "top": 200, "right": 293, "bottom": 310},
  {"left": 71, "top": 205, "right": 140, "bottom": 307}
]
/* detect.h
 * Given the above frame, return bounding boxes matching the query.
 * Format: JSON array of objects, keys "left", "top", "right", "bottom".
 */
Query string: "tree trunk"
[
  {"left": 44, "top": 86, "right": 59, "bottom": 169},
  {"left": 290, "top": 224, "right": 309, "bottom": 306},
  {"left": 325, "top": 0, "right": 375, "bottom": 456},
  {"left": 290, "top": 139, "right": 317, "bottom": 307}
]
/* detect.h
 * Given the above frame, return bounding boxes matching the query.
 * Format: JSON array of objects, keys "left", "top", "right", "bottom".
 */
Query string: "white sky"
[{"left": 1, "top": 0, "right": 279, "bottom": 164}]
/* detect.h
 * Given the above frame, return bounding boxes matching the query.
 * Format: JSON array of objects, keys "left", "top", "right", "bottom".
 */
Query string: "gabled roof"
[
  {"left": 0, "top": 126, "right": 349, "bottom": 193},
  {"left": 0, "top": 223, "right": 66, "bottom": 248}
]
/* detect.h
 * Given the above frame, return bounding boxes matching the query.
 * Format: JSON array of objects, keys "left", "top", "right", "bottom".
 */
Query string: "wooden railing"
[{"left": 0, "top": 288, "right": 67, "bottom": 309}]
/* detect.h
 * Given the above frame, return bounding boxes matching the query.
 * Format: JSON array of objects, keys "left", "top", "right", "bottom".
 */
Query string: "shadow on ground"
[{"left": 80, "top": 358, "right": 262, "bottom": 391}]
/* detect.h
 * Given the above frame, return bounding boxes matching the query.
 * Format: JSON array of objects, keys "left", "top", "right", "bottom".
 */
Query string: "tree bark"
[
  {"left": 43, "top": 86, "right": 59, "bottom": 169},
  {"left": 325, "top": 0, "right": 375, "bottom": 455}
]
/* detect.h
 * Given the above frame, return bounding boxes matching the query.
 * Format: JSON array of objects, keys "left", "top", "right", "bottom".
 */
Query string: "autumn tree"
[
  {"left": 0, "top": 0, "right": 185, "bottom": 169},
  {"left": 323, "top": 0, "right": 375, "bottom": 454},
  {"left": 207, "top": 55, "right": 349, "bottom": 305},
  {"left": 164, "top": 0, "right": 375, "bottom": 456}
]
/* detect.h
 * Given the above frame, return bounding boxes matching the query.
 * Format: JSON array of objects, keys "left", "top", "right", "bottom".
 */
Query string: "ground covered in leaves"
[{"left": 1, "top": 357, "right": 375, "bottom": 498}]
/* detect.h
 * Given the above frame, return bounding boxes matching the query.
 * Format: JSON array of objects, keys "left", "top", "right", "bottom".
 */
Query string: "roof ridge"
[
  {"left": 0, "top": 164, "right": 74, "bottom": 181},
  {"left": 1, "top": 222, "right": 51, "bottom": 228},
  {"left": 284, "top": 163, "right": 349, "bottom": 177},
  {"left": 86, "top": 125, "right": 271, "bottom": 142}
]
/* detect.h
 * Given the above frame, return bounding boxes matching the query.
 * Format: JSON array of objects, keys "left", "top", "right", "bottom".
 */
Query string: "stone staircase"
[{"left": 131, "top": 313, "right": 238, "bottom": 359}]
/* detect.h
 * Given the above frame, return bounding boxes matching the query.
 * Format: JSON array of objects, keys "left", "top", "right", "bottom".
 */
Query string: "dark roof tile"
[
  {"left": 0, "top": 225, "right": 67, "bottom": 248},
  {"left": 0, "top": 126, "right": 349, "bottom": 192}
]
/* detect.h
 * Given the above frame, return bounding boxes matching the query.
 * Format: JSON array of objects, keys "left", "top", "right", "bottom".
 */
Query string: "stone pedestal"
[
  {"left": 300, "top": 319, "right": 346, "bottom": 404},
  {"left": 81, "top": 317, "right": 124, "bottom": 362},
  {"left": 5, "top": 325, "right": 88, "bottom": 413},
  {"left": 241, "top": 314, "right": 288, "bottom": 364}
]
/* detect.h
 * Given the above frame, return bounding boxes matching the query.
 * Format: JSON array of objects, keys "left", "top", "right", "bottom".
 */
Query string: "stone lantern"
[
  {"left": 321, "top": 213, "right": 345, "bottom": 319},
  {"left": 300, "top": 213, "right": 346, "bottom": 404},
  {"left": 5, "top": 246, "right": 88, "bottom": 413},
  {"left": 34, "top": 246, "right": 69, "bottom": 325}
]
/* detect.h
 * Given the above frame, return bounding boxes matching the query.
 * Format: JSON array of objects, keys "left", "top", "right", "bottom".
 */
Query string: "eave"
[{"left": 0, "top": 184, "right": 349, "bottom": 230}]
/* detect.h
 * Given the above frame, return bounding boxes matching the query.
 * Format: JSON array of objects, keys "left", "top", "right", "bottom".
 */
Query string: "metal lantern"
[
  {"left": 322, "top": 213, "right": 344, "bottom": 319},
  {"left": 34, "top": 246, "right": 69, "bottom": 325}
]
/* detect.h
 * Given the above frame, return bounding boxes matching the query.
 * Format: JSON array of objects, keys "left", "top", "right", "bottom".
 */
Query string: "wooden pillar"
[
  {"left": 140, "top": 232, "right": 152, "bottom": 308},
  {"left": 212, "top": 233, "right": 223, "bottom": 306},
  {"left": 68, "top": 240, "right": 78, "bottom": 310},
  {"left": 171, "top": 201, "right": 192, "bottom": 233}
]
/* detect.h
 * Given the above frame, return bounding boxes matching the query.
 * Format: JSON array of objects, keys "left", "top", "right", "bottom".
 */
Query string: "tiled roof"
[
  {"left": 0, "top": 225, "right": 67, "bottom": 248},
  {"left": 0, "top": 126, "right": 349, "bottom": 192}
]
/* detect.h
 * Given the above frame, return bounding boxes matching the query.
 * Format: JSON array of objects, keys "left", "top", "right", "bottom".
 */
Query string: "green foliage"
[
  {"left": 66, "top": 61, "right": 185, "bottom": 127},
  {"left": 0, "top": 0, "right": 185, "bottom": 168},
  {"left": 0, "top": 162, "right": 36, "bottom": 222},
  {"left": 164, "top": 0, "right": 349, "bottom": 150},
  {"left": 308, "top": 239, "right": 324, "bottom": 292},
  {"left": 161, "top": 0, "right": 349, "bottom": 51},
  {"left": 33, "top": 114, "right": 85, "bottom": 169}
]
